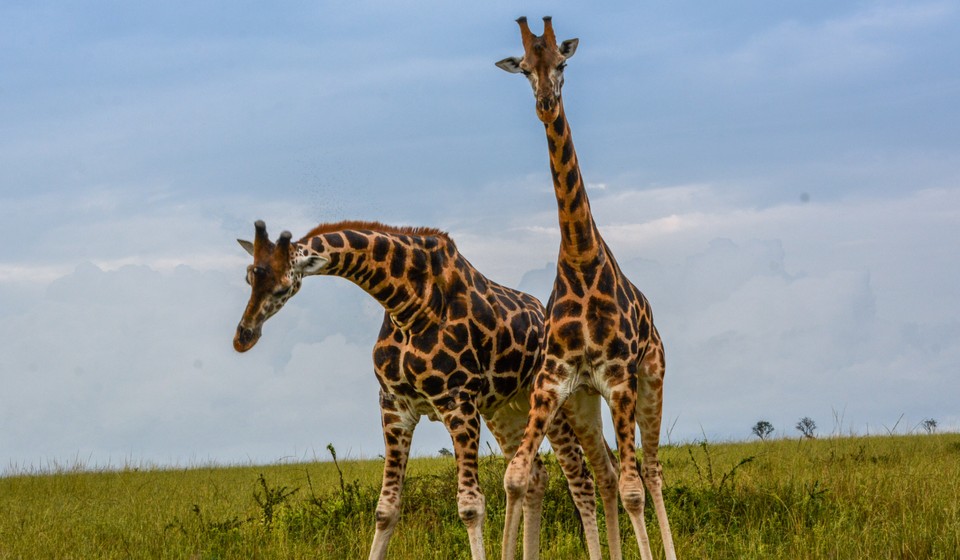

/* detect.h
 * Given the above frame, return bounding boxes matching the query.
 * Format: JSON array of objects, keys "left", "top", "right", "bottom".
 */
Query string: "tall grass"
[{"left": 2, "top": 434, "right": 958, "bottom": 559}]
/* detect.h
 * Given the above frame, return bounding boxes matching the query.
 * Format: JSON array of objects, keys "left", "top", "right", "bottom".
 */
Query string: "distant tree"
[
  {"left": 752, "top": 420, "right": 775, "bottom": 441},
  {"left": 920, "top": 418, "right": 938, "bottom": 434},
  {"left": 438, "top": 448, "right": 454, "bottom": 458},
  {"left": 796, "top": 417, "right": 817, "bottom": 439}
]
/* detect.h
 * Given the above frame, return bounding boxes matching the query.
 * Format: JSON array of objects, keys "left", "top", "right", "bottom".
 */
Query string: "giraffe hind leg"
[
  {"left": 558, "top": 390, "right": 623, "bottom": 560},
  {"left": 487, "top": 394, "right": 538, "bottom": 560},
  {"left": 547, "top": 403, "right": 604, "bottom": 560},
  {"left": 522, "top": 456, "right": 548, "bottom": 560},
  {"left": 488, "top": 389, "right": 598, "bottom": 560},
  {"left": 637, "top": 345, "right": 677, "bottom": 560}
]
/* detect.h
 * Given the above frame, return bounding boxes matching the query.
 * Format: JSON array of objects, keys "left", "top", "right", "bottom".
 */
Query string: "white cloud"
[
  {"left": 458, "top": 181, "right": 960, "bottom": 442},
  {"left": 4, "top": 175, "right": 958, "bottom": 469},
  {"left": 0, "top": 256, "right": 423, "bottom": 469},
  {"left": 703, "top": 2, "right": 956, "bottom": 86}
]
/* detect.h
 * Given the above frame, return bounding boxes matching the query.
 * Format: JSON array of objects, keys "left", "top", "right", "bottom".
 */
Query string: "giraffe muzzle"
[
  {"left": 536, "top": 95, "right": 560, "bottom": 123},
  {"left": 537, "top": 96, "right": 555, "bottom": 112},
  {"left": 233, "top": 324, "right": 262, "bottom": 352}
]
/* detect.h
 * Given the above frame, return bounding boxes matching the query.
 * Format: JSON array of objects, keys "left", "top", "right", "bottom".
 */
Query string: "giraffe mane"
[{"left": 299, "top": 220, "right": 450, "bottom": 243}]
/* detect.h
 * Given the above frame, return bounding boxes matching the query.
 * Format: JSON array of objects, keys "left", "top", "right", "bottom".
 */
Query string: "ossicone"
[
  {"left": 254, "top": 220, "right": 269, "bottom": 244},
  {"left": 516, "top": 16, "right": 534, "bottom": 50},
  {"left": 542, "top": 16, "right": 556, "bottom": 43}
]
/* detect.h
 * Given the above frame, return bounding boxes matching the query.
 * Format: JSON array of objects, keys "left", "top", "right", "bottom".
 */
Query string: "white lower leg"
[
  {"left": 597, "top": 465, "right": 623, "bottom": 560},
  {"left": 502, "top": 456, "right": 531, "bottom": 560},
  {"left": 521, "top": 462, "right": 548, "bottom": 560},
  {"left": 645, "top": 463, "right": 677, "bottom": 560},
  {"left": 621, "top": 472, "right": 653, "bottom": 560},
  {"left": 367, "top": 501, "right": 400, "bottom": 560},
  {"left": 459, "top": 492, "right": 487, "bottom": 560}
]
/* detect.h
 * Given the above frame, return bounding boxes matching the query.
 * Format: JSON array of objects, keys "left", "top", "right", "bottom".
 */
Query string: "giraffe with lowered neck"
[
  {"left": 496, "top": 17, "right": 678, "bottom": 560},
  {"left": 234, "top": 219, "right": 617, "bottom": 560}
]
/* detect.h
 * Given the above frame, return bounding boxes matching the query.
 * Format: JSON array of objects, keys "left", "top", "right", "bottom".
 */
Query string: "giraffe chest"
[
  {"left": 543, "top": 293, "right": 648, "bottom": 396},
  {"left": 542, "top": 319, "right": 638, "bottom": 399},
  {"left": 546, "top": 261, "right": 649, "bottom": 360},
  {"left": 547, "top": 296, "right": 633, "bottom": 355}
]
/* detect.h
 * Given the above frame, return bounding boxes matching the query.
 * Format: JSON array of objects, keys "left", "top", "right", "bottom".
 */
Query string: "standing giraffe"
[
  {"left": 234, "top": 219, "right": 614, "bottom": 560},
  {"left": 496, "top": 17, "right": 678, "bottom": 560}
]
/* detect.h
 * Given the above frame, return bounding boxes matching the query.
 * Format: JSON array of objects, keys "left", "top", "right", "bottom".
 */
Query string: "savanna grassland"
[{"left": 2, "top": 434, "right": 959, "bottom": 559}]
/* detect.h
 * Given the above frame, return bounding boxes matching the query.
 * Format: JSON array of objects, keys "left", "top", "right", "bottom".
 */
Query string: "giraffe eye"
[
  {"left": 273, "top": 286, "right": 291, "bottom": 297},
  {"left": 557, "top": 62, "right": 567, "bottom": 71},
  {"left": 521, "top": 69, "right": 531, "bottom": 77},
  {"left": 247, "top": 266, "right": 269, "bottom": 286}
]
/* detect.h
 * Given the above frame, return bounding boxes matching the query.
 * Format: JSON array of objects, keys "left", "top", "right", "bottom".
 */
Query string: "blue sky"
[{"left": 2, "top": 1, "right": 959, "bottom": 470}]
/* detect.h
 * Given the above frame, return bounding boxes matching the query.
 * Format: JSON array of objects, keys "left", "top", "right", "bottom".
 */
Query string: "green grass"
[{"left": 2, "top": 434, "right": 959, "bottom": 559}]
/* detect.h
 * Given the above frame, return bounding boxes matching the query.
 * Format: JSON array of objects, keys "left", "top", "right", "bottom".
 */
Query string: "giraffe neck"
[
  {"left": 299, "top": 230, "right": 449, "bottom": 331},
  {"left": 544, "top": 101, "right": 604, "bottom": 265}
]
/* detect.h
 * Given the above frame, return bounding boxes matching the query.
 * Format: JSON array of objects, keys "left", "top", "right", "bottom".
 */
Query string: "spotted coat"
[
  {"left": 234, "top": 219, "right": 610, "bottom": 560},
  {"left": 497, "top": 16, "right": 678, "bottom": 560}
]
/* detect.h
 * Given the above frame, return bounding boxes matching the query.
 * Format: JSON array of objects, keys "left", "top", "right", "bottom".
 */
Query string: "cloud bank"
[{"left": 2, "top": 179, "right": 957, "bottom": 470}]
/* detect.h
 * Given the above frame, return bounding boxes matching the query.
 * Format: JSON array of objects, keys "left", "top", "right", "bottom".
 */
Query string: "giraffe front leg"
[
  {"left": 368, "top": 394, "right": 418, "bottom": 560},
  {"left": 441, "top": 395, "right": 487, "bottom": 560},
  {"left": 609, "top": 382, "right": 654, "bottom": 560},
  {"left": 637, "top": 347, "right": 677, "bottom": 560},
  {"left": 643, "top": 459, "right": 677, "bottom": 560},
  {"left": 503, "top": 375, "right": 567, "bottom": 560}
]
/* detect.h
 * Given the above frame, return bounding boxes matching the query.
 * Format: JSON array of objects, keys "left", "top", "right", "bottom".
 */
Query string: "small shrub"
[{"left": 253, "top": 473, "right": 298, "bottom": 527}]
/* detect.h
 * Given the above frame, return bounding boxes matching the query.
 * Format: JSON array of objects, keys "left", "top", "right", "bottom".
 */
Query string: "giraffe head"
[
  {"left": 233, "top": 220, "right": 328, "bottom": 352},
  {"left": 496, "top": 16, "right": 579, "bottom": 124}
]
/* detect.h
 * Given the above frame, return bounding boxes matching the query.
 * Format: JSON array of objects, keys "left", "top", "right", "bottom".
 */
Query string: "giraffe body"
[
  {"left": 234, "top": 220, "right": 607, "bottom": 560},
  {"left": 497, "top": 17, "right": 678, "bottom": 560}
]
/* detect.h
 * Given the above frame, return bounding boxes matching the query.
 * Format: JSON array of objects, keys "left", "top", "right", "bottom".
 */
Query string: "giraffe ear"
[
  {"left": 559, "top": 38, "right": 579, "bottom": 59},
  {"left": 237, "top": 239, "right": 255, "bottom": 256},
  {"left": 294, "top": 254, "right": 329, "bottom": 275},
  {"left": 495, "top": 56, "right": 524, "bottom": 74}
]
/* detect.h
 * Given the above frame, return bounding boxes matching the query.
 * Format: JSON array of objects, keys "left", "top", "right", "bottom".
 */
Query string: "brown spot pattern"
[{"left": 234, "top": 221, "right": 609, "bottom": 559}]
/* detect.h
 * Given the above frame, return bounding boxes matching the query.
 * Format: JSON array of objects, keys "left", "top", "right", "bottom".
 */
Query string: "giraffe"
[
  {"left": 233, "top": 219, "right": 614, "bottom": 560},
  {"left": 496, "top": 17, "right": 678, "bottom": 560}
]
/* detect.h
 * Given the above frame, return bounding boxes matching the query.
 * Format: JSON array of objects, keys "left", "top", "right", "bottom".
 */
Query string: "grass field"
[{"left": 2, "top": 434, "right": 959, "bottom": 559}]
